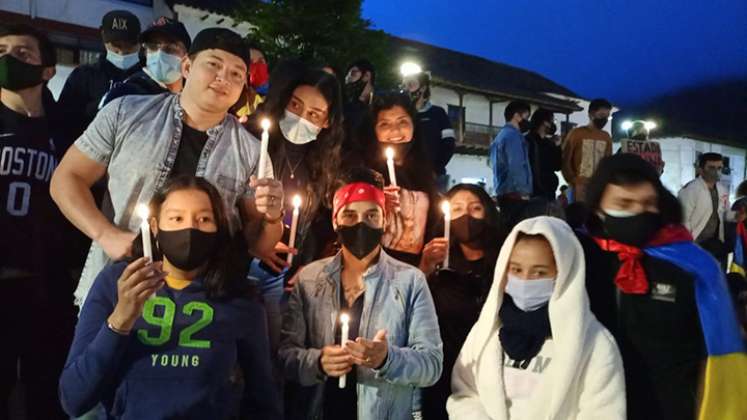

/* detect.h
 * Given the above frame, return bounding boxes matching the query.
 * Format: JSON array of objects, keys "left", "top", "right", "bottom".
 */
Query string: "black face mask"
[
  {"left": 156, "top": 228, "right": 218, "bottom": 271},
  {"left": 518, "top": 119, "right": 531, "bottom": 133},
  {"left": 592, "top": 117, "right": 609, "bottom": 130},
  {"left": 337, "top": 222, "right": 383, "bottom": 260},
  {"left": 344, "top": 79, "right": 366, "bottom": 103},
  {"left": 0, "top": 54, "right": 45, "bottom": 91},
  {"left": 450, "top": 214, "right": 487, "bottom": 244},
  {"left": 602, "top": 211, "right": 662, "bottom": 247}
]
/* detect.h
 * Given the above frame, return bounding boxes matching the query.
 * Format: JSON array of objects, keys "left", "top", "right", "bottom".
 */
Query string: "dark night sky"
[{"left": 362, "top": 0, "right": 747, "bottom": 107}]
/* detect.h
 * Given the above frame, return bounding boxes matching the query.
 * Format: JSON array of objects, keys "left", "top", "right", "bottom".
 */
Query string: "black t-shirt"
[
  {"left": 0, "top": 101, "right": 65, "bottom": 276},
  {"left": 171, "top": 124, "right": 208, "bottom": 177},
  {"left": 323, "top": 291, "right": 365, "bottom": 420},
  {"left": 416, "top": 104, "right": 455, "bottom": 175},
  {"left": 581, "top": 235, "right": 706, "bottom": 420}
]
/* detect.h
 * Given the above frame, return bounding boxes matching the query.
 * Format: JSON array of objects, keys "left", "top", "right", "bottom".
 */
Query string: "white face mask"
[
  {"left": 106, "top": 50, "right": 139, "bottom": 70},
  {"left": 279, "top": 109, "right": 322, "bottom": 145},
  {"left": 145, "top": 50, "right": 182, "bottom": 84},
  {"left": 504, "top": 273, "right": 555, "bottom": 312}
]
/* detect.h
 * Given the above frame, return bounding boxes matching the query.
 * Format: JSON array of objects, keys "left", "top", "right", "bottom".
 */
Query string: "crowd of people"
[{"left": 1, "top": 9, "right": 746, "bottom": 420}]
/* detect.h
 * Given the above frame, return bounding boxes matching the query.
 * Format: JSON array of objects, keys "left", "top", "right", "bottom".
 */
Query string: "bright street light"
[{"left": 400, "top": 61, "right": 422, "bottom": 77}]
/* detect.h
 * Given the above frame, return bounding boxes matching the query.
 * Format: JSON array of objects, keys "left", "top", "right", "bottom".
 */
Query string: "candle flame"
[
  {"left": 385, "top": 146, "right": 395, "bottom": 160},
  {"left": 136, "top": 204, "right": 150, "bottom": 220},
  {"left": 441, "top": 201, "right": 450, "bottom": 214},
  {"left": 292, "top": 194, "right": 302, "bottom": 209},
  {"left": 260, "top": 118, "right": 271, "bottom": 130},
  {"left": 340, "top": 313, "right": 350, "bottom": 324}
]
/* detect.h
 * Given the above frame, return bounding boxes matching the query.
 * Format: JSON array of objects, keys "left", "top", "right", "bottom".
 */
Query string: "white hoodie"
[{"left": 447, "top": 217, "right": 626, "bottom": 420}]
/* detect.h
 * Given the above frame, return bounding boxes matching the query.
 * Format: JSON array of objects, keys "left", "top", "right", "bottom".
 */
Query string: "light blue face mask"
[
  {"left": 145, "top": 50, "right": 183, "bottom": 84},
  {"left": 106, "top": 50, "right": 140, "bottom": 70},
  {"left": 505, "top": 274, "right": 555, "bottom": 312}
]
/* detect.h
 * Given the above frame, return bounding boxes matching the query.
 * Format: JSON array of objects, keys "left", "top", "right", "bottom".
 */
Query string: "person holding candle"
[
  {"left": 278, "top": 168, "right": 443, "bottom": 420},
  {"left": 448, "top": 216, "right": 626, "bottom": 420},
  {"left": 243, "top": 63, "right": 345, "bottom": 355},
  {"left": 59, "top": 175, "right": 282, "bottom": 418},
  {"left": 358, "top": 92, "right": 442, "bottom": 268},
  {"left": 421, "top": 183, "right": 505, "bottom": 420},
  {"left": 50, "top": 27, "right": 284, "bottom": 308}
]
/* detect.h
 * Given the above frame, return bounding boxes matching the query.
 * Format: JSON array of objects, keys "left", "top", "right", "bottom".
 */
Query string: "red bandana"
[
  {"left": 333, "top": 182, "right": 386, "bottom": 220},
  {"left": 594, "top": 224, "right": 693, "bottom": 294}
]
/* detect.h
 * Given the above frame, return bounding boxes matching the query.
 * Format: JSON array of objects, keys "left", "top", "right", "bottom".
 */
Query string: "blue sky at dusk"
[{"left": 362, "top": 0, "right": 747, "bottom": 107}]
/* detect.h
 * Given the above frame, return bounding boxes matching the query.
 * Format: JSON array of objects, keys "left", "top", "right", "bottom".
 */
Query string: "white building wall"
[
  {"left": 2, "top": 0, "right": 169, "bottom": 33},
  {"left": 446, "top": 153, "right": 494, "bottom": 191},
  {"left": 654, "top": 137, "right": 746, "bottom": 200}
]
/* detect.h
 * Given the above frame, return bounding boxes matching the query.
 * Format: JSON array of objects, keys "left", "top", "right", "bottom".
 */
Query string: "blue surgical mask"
[
  {"left": 146, "top": 50, "right": 183, "bottom": 84},
  {"left": 279, "top": 109, "right": 322, "bottom": 145},
  {"left": 106, "top": 50, "right": 140, "bottom": 70},
  {"left": 504, "top": 273, "right": 555, "bottom": 312}
]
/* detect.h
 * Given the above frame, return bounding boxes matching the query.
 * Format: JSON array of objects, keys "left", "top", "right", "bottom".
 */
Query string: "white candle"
[
  {"left": 339, "top": 312, "right": 350, "bottom": 389},
  {"left": 385, "top": 147, "right": 397, "bottom": 187},
  {"left": 287, "top": 195, "right": 302, "bottom": 265},
  {"left": 258, "top": 118, "right": 271, "bottom": 179},
  {"left": 136, "top": 204, "right": 153, "bottom": 261},
  {"left": 441, "top": 201, "right": 451, "bottom": 269}
]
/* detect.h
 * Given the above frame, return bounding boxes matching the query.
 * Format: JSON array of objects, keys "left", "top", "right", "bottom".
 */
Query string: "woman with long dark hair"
[
  {"left": 244, "top": 62, "right": 345, "bottom": 354},
  {"left": 422, "top": 183, "right": 505, "bottom": 419},
  {"left": 357, "top": 92, "right": 441, "bottom": 267},
  {"left": 59, "top": 175, "right": 281, "bottom": 418}
]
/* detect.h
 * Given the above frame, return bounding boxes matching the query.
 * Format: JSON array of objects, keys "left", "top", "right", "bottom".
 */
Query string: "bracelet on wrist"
[{"left": 107, "top": 321, "right": 131, "bottom": 336}]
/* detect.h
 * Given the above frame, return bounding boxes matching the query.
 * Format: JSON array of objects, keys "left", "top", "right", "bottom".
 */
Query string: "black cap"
[
  {"left": 140, "top": 17, "right": 191, "bottom": 50},
  {"left": 101, "top": 10, "right": 141, "bottom": 43},
  {"left": 189, "top": 28, "right": 250, "bottom": 69}
]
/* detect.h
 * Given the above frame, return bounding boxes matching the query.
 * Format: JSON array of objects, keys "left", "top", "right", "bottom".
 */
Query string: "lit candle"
[
  {"left": 258, "top": 118, "right": 271, "bottom": 179},
  {"left": 339, "top": 313, "right": 350, "bottom": 389},
  {"left": 287, "top": 195, "right": 302, "bottom": 265},
  {"left": 441, "top": 201, "right": 451, "bottom": 269},
  {"left": 385, "top": 147, "right": 397, "bottom": 187},
  {"left": 136, "top": 204, "right": 153, "bottom": 261}
]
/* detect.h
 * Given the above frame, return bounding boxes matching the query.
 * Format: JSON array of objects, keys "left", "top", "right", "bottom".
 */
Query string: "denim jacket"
[
  {"left": 73, "top": 93, "right": 271, "bottom": 306},
  {"left": 489, "top": 124, "right": 533, "bottom": 197},
  {"left": 279, "top": 250, "right": 443, "bottom": 420}
]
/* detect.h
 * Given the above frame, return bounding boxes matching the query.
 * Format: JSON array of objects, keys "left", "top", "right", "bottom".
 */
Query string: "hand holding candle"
[
  {"left": 258, "top": 118, "right": 271, "bottom": 179},
  {"left": 136, "top": 204, "right": 153, "bottom": 261},
  {"left": 441, "top": 201, "right": 451, "bottom": 269},
  {"left": 385, "top": 147, "right": 397, "bottom": 187},
  {"left": 287, "top": 195, "right": 302, "bottom": 265},
  {"left": 339, "top": 313, "right": 350, "bottom": 389}
]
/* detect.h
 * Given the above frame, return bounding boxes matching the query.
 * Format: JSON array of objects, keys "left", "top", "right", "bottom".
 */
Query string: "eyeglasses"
[{"left": 144, "top": 42, "right": 185, "bottom": 56}]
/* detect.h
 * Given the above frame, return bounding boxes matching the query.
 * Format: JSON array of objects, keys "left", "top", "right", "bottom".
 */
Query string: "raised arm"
[{"left": 50, "top": 98, "right": 136, "bottom": 260}]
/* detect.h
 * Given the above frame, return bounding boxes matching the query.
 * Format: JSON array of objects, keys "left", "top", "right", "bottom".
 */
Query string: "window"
[
  {"left": 447, "top": 104, "right": 465, "bottom": 128},
  {"left": 55, "top": 47, "right": 75, "bottom": 66},
  {"left": 79, "top": 49, "right": 100, "bottom": 66}
]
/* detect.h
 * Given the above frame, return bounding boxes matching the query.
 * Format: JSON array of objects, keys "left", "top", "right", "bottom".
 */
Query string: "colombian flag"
[
  {"left": 730, "top": 222, "right": 747, "bottom": 276},
  {"left": 646, "top": 242, "right": 747, "bottom": 420}
]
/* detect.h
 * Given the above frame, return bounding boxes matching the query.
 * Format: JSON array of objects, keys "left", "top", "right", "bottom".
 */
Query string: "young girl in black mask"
[
  {"left": 60, "top": 176, "right": 281, "bottom": 419},
  {"left": 422, "top": 183, "right": 505, "bottom": 420}
]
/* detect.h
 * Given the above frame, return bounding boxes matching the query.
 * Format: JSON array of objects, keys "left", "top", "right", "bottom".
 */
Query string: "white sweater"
[
  {"left": 678, "top": 177, "right": 733, "bottom": 241},
  {"left": 447, "top": 217, "right": 626, "bottom": 420}
]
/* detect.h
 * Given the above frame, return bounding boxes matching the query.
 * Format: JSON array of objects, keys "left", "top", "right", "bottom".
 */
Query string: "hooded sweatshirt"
[
  {"left": 59, "top": 262, "right": 282, "bottom": 419},
  {"left": 448, "top": 217, "right": 625, "bottom": 420}
]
